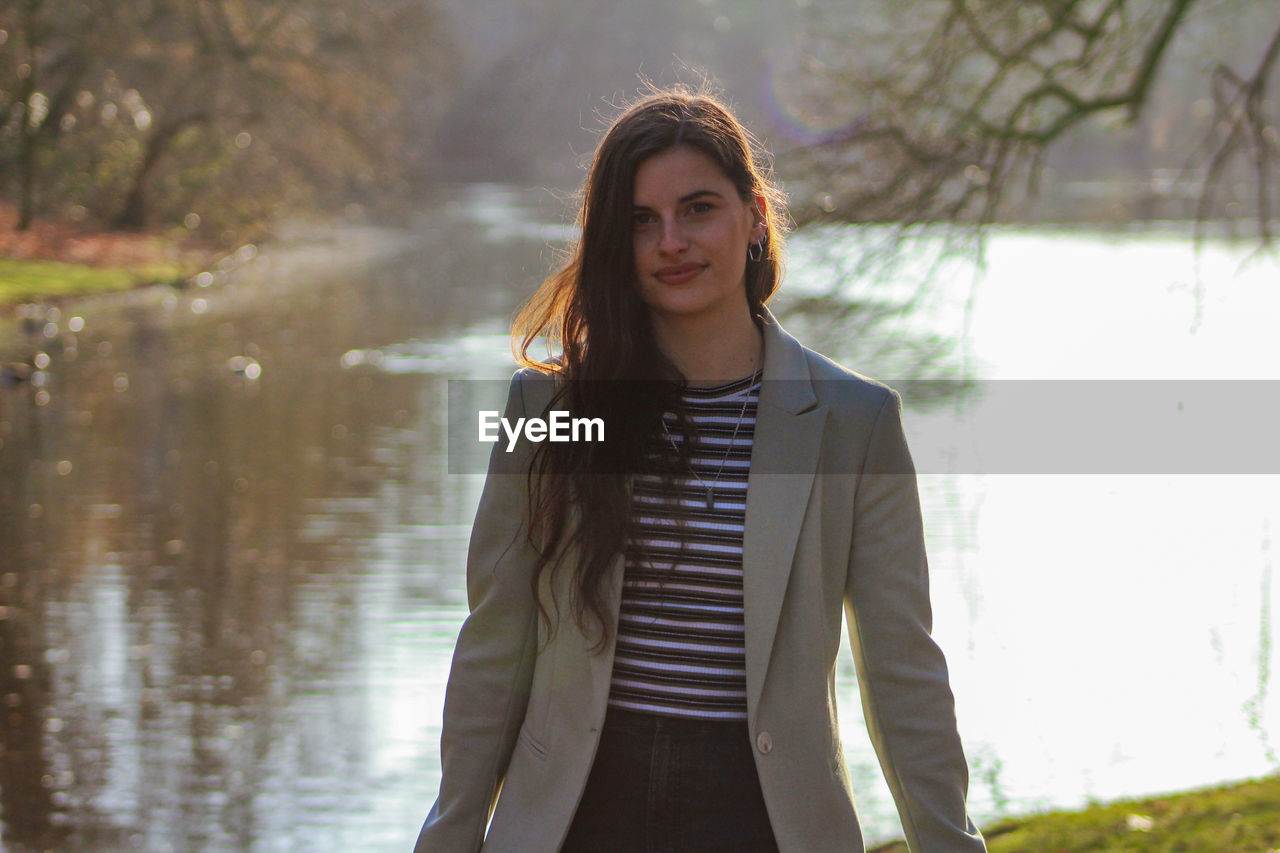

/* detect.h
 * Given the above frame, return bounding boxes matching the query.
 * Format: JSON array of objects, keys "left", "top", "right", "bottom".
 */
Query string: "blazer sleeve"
[
  {"left": 415, "top": 371, "right": 542, "bottom": 853},
  {"left": 844, "top": 389, "right": 987, "bottom": 852}
]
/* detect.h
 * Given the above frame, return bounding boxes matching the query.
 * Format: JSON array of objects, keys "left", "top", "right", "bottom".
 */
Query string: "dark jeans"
[{"left": 561, "top": 707, "right": 780, "bottom": 853}]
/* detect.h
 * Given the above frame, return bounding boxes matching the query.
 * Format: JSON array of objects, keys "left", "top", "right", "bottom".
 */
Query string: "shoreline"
[
  {"left": 870, "top": 774, "right": 1280, "bottom": 852},
  {"left": 0, "top": 214, "right": 419, "bottom": 363},
  {"left": 0, "top": 202, "right": 206, "bottom": 306},
  {"left": 0, "top": 205, "right": 411, "bottom": 309},
  {"left": 3, "top": 200, "right": 1270, "bottom": 313}
]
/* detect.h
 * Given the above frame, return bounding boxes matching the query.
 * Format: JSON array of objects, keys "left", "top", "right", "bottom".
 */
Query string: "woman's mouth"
[{"left": 653, "top": 263, "right": 706, "bottom": 285}]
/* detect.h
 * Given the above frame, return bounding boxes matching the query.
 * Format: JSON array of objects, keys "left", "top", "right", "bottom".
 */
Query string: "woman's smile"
[{"left": 653, "top": 261, "right": 708, "bottom": 285}]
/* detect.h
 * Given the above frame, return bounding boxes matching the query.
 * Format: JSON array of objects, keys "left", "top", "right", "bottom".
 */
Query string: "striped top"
[{"left": 606, "top": 370, "right": 760, "bottom": 721}]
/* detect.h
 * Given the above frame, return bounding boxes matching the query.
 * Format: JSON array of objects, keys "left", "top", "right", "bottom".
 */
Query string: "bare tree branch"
[
  {"left": 1190, "top": 20, "right": 1280, "bottom": 246},
  {"left": 779, "top": 0, "right": 1275, "bottom": 255}
]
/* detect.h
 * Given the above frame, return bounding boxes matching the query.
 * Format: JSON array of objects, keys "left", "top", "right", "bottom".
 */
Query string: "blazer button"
[{"left": 756, "top": 731, "right": 773, "bottom": 754}]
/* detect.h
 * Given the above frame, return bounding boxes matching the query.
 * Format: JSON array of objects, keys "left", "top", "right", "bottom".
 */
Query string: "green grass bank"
[
  {"left": 0, "top": 257, "right": 186, "bottom": 305},
  {"left": 871, "top": 776, "right": 1280, "bottom": 852}
]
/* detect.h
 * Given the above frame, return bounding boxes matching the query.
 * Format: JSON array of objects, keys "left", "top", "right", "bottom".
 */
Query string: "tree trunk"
[
  {"left": 113, "top": 162, "right": 153, "bottom": 231},
  {"left": 15, "top": 0, "right": 38, "bottom": 231},
  {"left": 17, "top": 131, "right": 35, "bottom": 231},
  {"left": 112, "top": 121, "right": 183, "bottom": 231}
]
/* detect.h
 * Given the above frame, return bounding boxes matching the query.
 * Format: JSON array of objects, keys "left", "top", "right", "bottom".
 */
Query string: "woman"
[{"left": 415, "top": 88, "right": 986, "bottom": 852}]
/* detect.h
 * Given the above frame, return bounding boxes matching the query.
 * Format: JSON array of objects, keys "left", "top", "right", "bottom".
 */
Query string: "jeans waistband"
[{"left": 602, "top": 706, "right": 751, "bottom": 741}]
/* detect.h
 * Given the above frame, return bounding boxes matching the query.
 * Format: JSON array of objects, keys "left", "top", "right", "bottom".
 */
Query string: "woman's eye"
[
  {"left": 687, "top": 201, "right": 712, "bottom": 215},
  {"left": 633, "top": 212, "right": 655, "bottom": 227}
]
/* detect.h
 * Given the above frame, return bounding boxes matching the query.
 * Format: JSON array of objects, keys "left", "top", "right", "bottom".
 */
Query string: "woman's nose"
[{"left": 658, "top": 218, "right": 688, "bottom": 254}]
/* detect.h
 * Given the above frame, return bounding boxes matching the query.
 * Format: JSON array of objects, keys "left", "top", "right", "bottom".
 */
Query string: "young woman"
[{"left": 415, "top": 89, "right": 987, "bottom": 852}]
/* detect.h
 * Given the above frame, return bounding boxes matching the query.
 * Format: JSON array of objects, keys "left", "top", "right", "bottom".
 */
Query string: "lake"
[{"left": 1, "top": 185, "right": 1277, "bottom": 850}]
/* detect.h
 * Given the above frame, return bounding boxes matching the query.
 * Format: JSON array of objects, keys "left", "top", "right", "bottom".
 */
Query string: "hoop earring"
[{"left": 747, "top": 238, "right": 765, "bottom": 263}]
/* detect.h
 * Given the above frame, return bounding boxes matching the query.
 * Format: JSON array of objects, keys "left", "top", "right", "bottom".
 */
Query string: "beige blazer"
[{"left": 415, "top": 312, "right": 986, "bottom": 852}]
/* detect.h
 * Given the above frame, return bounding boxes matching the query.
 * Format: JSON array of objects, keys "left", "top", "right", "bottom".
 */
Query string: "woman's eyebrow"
[
  {"left": 679, "top": 189, "right": 723, "bottom": 203},
  {"left": 633, "top": 189, "right": 725, "bottom": 210}
]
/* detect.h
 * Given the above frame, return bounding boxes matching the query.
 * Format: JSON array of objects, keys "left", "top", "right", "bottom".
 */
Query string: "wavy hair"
[{"left": 512, "top": 86, "right": 788, "bottom": 648}]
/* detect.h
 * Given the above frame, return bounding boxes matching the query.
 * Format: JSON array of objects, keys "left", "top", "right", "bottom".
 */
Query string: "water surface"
[{"left": 2, "top": 190, "right": 1277, "bottom": 849}]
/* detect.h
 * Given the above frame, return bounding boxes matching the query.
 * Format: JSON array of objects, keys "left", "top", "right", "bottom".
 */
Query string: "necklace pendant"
[{"left": 705, "top": 486, "right": 715, "bottom": 509}]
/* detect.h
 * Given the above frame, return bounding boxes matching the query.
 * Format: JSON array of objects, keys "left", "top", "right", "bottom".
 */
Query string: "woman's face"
[{"left": 631, "top": 145, "right": 764, "bottom": 330}]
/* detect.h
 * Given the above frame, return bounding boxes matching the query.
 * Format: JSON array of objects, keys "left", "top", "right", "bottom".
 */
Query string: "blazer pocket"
[{"left": 517, "top": 724, "right": 548, "bottom": 762}]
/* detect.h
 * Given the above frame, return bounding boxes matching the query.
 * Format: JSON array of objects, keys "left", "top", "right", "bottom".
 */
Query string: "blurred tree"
[
  {"left": 778, "top": 0, "right": 1279, "bottom": 245},
  {"left": 0, "top": 0, "right": 105, "bottom": 230},
  {"left": 428, "top": 0, "right": 788, "bottom": 186},
  {"left": 0, "top": 0, "right": 450, "bottom": 240}
]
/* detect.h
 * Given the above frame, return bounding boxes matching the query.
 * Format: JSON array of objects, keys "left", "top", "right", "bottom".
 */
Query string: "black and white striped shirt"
[{"left": 607, "top": 371, "right": 760, "bottom": 721}]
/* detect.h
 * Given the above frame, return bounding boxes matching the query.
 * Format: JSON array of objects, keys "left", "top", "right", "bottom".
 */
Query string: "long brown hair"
[{"left": 513, "top": 86, "right": 788, "bottom": 649}]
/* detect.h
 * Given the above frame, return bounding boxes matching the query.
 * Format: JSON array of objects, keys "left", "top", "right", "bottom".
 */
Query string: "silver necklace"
[{"left": 660, "top": 369, "right": 760, "bottom": 509}]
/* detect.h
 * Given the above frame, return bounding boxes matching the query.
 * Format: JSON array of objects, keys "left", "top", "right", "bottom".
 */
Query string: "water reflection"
[
  {"left": 0, "top": 189, "right": 544, "bottom": 852},
  {"left": 2, "top": 189, "right": 1278, "bottom": 850}
]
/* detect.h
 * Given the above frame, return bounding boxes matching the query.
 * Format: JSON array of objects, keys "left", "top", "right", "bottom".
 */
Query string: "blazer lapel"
[{"left": 742, "top": 311, "right": 826, "bottom": 718}]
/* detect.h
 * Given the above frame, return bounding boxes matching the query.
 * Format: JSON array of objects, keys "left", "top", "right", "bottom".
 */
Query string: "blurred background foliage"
[
  {"left": 1, "top": 0, "right": 1276, "bottom": 247},
  {"left": 0, "top": 0, "right": 452, "bottom": 245}
]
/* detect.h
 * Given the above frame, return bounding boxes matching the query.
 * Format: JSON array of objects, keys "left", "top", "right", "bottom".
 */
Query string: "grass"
[
  {"left": 0, "top": 256, "right": 187, "bottom": 305},
  {"left": 870, "top": 776, "right": 1280, "bottom": 852}
]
